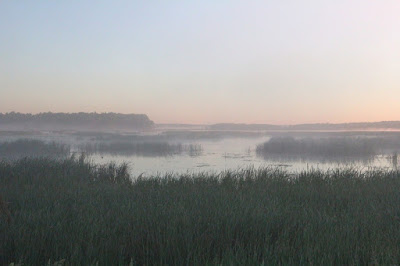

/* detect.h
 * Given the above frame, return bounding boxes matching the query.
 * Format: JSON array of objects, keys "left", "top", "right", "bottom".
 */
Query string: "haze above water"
[
  {"left": 1, "top": 128, "right": 399, "bottom": 177},
  {"left": 90, "top": 136, "right": 397, "bottom": 177}
]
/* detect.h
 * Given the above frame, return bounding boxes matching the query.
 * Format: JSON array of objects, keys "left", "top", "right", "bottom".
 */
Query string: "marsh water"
[
  {"left": 88, "top": 136, "right": 397, "bottom": 177},
  {"left": 1, "top": 130, "right": 399, "bottom": 177}
]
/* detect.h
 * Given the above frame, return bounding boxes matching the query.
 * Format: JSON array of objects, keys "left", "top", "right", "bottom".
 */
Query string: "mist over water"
[
  {"left": 80, "top": 137, "right": 400, "bottom": 177},
  {"left": 1, "top": 129, "right": 399, "bottom": 177}
]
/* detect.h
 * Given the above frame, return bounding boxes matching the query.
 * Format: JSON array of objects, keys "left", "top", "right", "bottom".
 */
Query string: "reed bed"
[
  {"left": 80, "top": 142, "right": 202, "bottom": 157},
  {"left": 257, "top": 137, "right": 379, "bottom": 157},
  {"left": 2, "top": 157, "right": 400, "bottom": 264},
  {"left": 0, "top": 139, "right": 70, "bottom": 159}
]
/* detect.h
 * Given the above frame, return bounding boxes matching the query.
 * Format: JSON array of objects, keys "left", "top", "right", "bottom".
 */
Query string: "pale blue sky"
[{"left": 1, "top": 1, "right": 400, "bottom": 124}]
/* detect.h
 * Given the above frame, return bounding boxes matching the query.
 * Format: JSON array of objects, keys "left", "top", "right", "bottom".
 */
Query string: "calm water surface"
[
  {"left": 86, "top": 136, "right": 396, "bottom": 177},
  {"left": 1, "top": 132, "right": 397, "bottom": 177}
]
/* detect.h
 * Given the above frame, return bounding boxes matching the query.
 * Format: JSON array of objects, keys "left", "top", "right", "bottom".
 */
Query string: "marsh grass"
[
  {"left": 255, "top": 137, "right": 382, "bottom": 164},
  {"left": 0, "top": 139, "right": 70, "bottom": 159},
  {"left": 80, "top": 141, "right": 202, "bottom": 157},
  {"left": 0, "top": 195, "right": 11, "bottom": 224},
  {"left": 2, "top": 157, "right": 400, "bottom": 264},
  {"left": 184, "top": 143, "right": 203, "bottom": 157},
  {"left": 257, "top": 137, "right": 378, "bottom": 156}
]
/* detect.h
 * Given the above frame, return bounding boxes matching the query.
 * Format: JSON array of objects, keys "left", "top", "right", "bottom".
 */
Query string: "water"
[
  {"left": 85, "top": 136, "right": 396, "bottom": 177},
  {"left": 0, "top": 131, "right": 397, "bottom": 177}
]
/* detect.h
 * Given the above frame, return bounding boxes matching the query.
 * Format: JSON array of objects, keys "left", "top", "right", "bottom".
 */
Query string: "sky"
[{"left": 1, "top": 1, "right": 400, "bottom": 125}]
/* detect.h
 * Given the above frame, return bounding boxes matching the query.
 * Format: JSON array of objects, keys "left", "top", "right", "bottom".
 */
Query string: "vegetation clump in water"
[
  {"left": 256, "top": 137, "right": 382, "bottom": 163},
  {"left": 80, "top": 141, "right": 202, "bottom": 157},
  {"left": 0, "top": 139, "right": 70, "bottom": 159}
]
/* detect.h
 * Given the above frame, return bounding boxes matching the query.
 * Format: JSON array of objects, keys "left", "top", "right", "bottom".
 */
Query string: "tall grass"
[
  {"left": 2, "top": 157, "right": 400, "bottom": 264},
  {"left": 0, "top": 139, "right": 70, "bottom": 159},
  {"left": 80, "top": 141, "right": 202, "bottom": 157},
  {"left": 184, "top": 143, "right": 203, "bottom": 157},
  {"left": 256, "top": 137, "right": 381, "bottom": 163}
]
